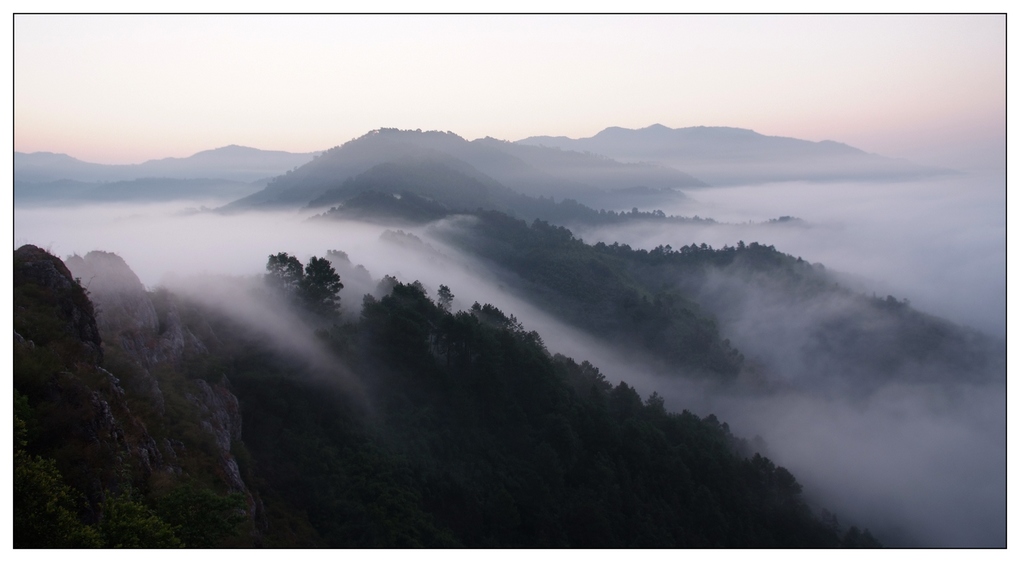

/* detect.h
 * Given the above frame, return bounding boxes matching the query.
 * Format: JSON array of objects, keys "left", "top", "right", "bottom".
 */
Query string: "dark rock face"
[
  {"left": 14, "top": 244, "right": 102, "bottom": 361},
  {"left": 43, "top": 372, "right": 132, "bottom": 522},
  {"left": 185, "top": 377, "right": 265, "bottom": 541},
  {"left": 66, "top": 251, "right": 158, "bottom": 333},
  {"left": 16, "top": 245, "right": 261, "bottom": 543},
  {"left": 187, "top": 379, "right": 245, "bottom": 491},
  {"left": 63, "top": 248, "right": 261, "bottom": 536},
  {"left": 14, "top": 245, "right": 145, "bottom": 518},
  {"left": 66, "top": 250, "right": 207, "bottom": 368},
  {"left": 65, "top": 250, "right": 210, "bottom": 422}
]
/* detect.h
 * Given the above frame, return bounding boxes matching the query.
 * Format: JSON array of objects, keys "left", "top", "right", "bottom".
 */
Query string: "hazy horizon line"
[{"left": 16, "top": 122, "right": 885, "bottom": 167}]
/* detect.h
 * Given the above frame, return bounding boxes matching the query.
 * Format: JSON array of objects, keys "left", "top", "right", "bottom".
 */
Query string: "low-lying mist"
[
  {"left": 12, "top": 187, "right": 1005, "bottom": 547},
  {"left": 632, "top": 372, "right": 1005, "bottom": 547},
  {"left": 571, "top": 172, "right": 1005, "bottom": 338},
  {"left": 159, "top": 272, "right": 362, "bottom": 390},
  {"left": 557, "top": 172, "right": 1005, "bottom": 546}
]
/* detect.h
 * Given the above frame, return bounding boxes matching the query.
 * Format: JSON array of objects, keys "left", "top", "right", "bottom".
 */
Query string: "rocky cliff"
[
  {"left": 15, "top": 244, "right": 102, "bottom": 361},
  {"left": 65, "top": 251, "right": 207, "bottom": 368},
  {"left": 15, "top": 245, "right": 261, "bottom": 545},
  {"left": 15, "top": 245, "right": 169, "bottom": 519},
  {"left": 63, "top": 249, "right": 263, "bottom": 535}
]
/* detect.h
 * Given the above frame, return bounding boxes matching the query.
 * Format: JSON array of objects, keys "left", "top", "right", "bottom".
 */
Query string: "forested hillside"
[
  {"left": 422, "top": 210, "right": 1004, "bottom": 395},
  {"left": 13, "top": 245, "right": 880, "bottom": 548}
]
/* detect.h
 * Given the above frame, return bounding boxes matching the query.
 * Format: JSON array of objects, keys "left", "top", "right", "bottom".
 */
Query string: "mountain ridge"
[
  {"left": 222, "top": 128, "right": 704, "bottom": 212},
  {"left": 519, "top": 124, "right": 952, "bottom": 185},
  {"left": 15, "top": 145, "right": 318, "bottom": 184}
]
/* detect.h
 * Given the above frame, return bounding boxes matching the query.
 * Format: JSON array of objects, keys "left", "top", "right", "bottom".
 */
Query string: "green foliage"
[
  {"left": 322, "top": 190, "right": 452, "bottom": 224},
  {"left": 15, "top": 405, "right": 187, "bottom": 549},
  {"left": 99, "top": 493, "right": 182, "bottom": 548},
  {"left": 13, "top": 245, "right": 882, "bottom": 548},
  {"left": 153, "top": 484, "right": 247, "bottom": 547},
  {"left": 266, "top": 252, "right": 303, "bottom": 292},
  {"left": 311, "top": 158, "right": 512, "bottom": 216},
  {"left": 14, "top": 416, "right": 102, "bottom": 548},
  {"left": 439, "top": 212, "right": 744, "bottom": 379},
  {"left": 13, "top": 284, "right": 69, "bottom": 348},
  {"left": 437, "top": 284, "right": 454, "bottom": 312},
  {"left": 300, "top": 256, "right": 344, "bottom": 318},
  {"left": 220, "top": 277, "right": 849, "bottom": 547},
  {"left": 266, "top": 252, "right": 345, "bottom": 320}
]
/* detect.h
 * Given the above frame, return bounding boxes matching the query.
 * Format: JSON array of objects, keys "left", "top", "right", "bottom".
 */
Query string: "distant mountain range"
[
  {"left": 14, "top": 145, "right": 319, "bottom": 206},
  {"left": 519, "top": 124, "right": 953, "bottom": 185},
  {"left": 15, "top": 145, "right": 318, "bottom": 184},
  {"left": 16, "top": 125, "right": 954, "bottom": 208},
  {"left": 13, "top": 177, "right": 264, "bottom": 206}
]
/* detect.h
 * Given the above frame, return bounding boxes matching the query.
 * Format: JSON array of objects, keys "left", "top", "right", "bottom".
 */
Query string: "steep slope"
[
  {"left": 222, "top": 128, "right": 703, "bottom": 212},
  {"left": 605, "top": 239, "right": 1006, "bottom": 394},
  {"left": 429, "top": 212, "right": 745, "bottom": 380},
  {"left": 166, "top": 266, "right": 874, "bottom": 547},
  {"left": 307, "top": 156, "right": 518, "bottom": 213},
  {"left": 14, "top": 246, "right": 258, "bottom": 547},
  {"left": 16, "top": 245, "right": 878, "bottom": 547},
  {"left": 415, "top": 210, "right": 1004, "bottom": 395},
  {"left": 222, "top": 132, "right": 455, "bottom": 210}
]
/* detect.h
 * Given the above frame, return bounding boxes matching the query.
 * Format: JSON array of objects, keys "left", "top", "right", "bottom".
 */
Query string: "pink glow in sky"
[{"left": 13, "top": 14, "right": 1005, "bottom": 170}]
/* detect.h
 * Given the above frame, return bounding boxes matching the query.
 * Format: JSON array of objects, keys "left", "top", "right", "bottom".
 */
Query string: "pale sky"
[{"left": 12, "top": 13, "right": 1006, "bottom": 170}]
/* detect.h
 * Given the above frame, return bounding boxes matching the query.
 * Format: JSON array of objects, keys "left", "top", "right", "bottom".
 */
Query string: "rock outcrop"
[
  {"left": 186, "top": 380, "right": 245, "bottom": 490},
  {"left": 16, "top": 245, "right": 260, "bottom": 542},
  {"left": 62, "top": 248, "right": 261, "bottom": 539},
  {"left": 14, "top": 244, "right": 102, "bottom": 361},
  {"left": 14, "top": 245, "right": 170, "bottom": 520},
  {"left": 66, "top": 251, "right": 207, "bottom": 367}
]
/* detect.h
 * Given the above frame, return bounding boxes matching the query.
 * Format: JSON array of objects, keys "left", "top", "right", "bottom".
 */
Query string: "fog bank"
[
  {"left": 12, "top": 195, "right": 1006, "bottom": 547},
  {"left": 571, "top": 172, "right": 1005, "bottom": 338}
]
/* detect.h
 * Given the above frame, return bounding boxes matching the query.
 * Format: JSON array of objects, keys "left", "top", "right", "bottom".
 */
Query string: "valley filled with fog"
[
  {"left": 14, "top": 169, "right": 1005, "bottom": 547},
  {"left": 13, "top": 13, "right": 1005, "bottom": 550},
  {"left": 571, "top": 171, "right": 1006, "bottom": 339}
]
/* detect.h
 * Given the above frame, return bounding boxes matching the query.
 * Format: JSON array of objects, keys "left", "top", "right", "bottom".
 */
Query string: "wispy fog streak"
[{"left": 572, "top": 172, "right": 1005, "bottom": 337}]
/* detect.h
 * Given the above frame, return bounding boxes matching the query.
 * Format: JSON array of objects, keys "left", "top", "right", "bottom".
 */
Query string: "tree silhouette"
[
  {"left": 300, "top": 256, "right": 344, "bottom": 319},
  {"left": 266, "top": 252, "right": 304, "bottom": 292},
  {"left": 437, "top": 285, "right": 454, "bottom": 312}
]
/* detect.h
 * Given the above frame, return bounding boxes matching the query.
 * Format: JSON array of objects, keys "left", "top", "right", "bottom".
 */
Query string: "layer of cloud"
[
  {"left": 12, "top": 191, "right": 1005, "bottom": 546},
  {"left": 570, "top": 171, "right": 1005, "bottom": 338}
]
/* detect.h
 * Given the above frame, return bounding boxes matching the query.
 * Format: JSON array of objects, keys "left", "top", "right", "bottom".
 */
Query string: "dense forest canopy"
[{"left": 14, "top": 244, "right": 887, "bottom": 548}]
